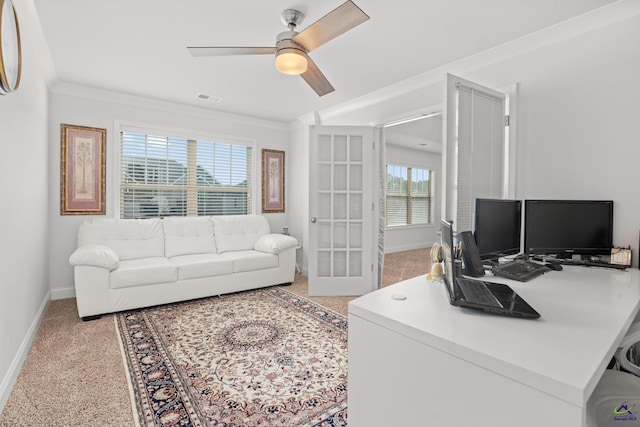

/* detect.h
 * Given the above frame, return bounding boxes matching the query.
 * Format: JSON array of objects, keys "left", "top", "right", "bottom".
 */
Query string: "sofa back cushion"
[
  {"left": 163, "top": 217, "right": 217, "bottom": 258},
  {"left": 77, "top": 218, "right": 164, "bottom": 260},
  {"left": 212, "top": 215, "right": 271, "bottom": 253}
]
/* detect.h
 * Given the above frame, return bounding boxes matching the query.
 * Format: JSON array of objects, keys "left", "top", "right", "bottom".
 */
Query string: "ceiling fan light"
[{"left": 275, "top": 48, "right": 307, "bottom": 75}]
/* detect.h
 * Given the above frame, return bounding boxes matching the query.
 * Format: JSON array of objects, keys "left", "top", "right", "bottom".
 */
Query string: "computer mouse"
[{"left": 545, "top": 262, "right": 563, "bottom": 271}]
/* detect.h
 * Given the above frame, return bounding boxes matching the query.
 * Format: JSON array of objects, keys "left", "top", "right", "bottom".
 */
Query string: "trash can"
[
  {"left": 616, "top": 322, "right": 640, "bottom": 378},
  {"left": 587, "top": 322, "right": 640, "bottom": 427},
  {"left": 587, "top": 370, "right": 640, "bottom": 427}
]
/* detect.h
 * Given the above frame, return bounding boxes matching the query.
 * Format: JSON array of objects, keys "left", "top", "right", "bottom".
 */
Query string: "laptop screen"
[{"left": 440, "top": 219, "right": 456, "bottom": 299}]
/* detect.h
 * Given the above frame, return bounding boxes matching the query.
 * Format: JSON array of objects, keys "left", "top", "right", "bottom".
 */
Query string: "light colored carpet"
[
  {"left": 0, "top": 299, "right": 135, "bottom": 427},
  {"left": 0, "top": 248, "right": 428, "bottom": 426}
]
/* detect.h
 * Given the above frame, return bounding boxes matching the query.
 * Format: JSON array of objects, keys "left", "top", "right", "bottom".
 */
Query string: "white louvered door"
[{"left": 443, "top": 73, "right": 506, "bottom": 232}]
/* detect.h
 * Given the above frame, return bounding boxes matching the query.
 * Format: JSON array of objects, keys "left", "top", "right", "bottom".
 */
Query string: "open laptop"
[{"left": 440, "top": 219, "right": 541, "bottom": 319}]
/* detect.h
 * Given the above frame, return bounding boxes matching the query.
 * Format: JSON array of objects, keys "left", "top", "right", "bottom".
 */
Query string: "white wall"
[
  {"left": 47, "top": 86, "right": 291, "bottom": 298},
  {"left": 472, "top": 14, "right": 640, "bottom": 265},
  {"left": 384, "top": 143, "right": 442, "bottom": 253},
  {"left": 313, "top": 12, "right": 640, "bottom": 266},
  {"left": 509, "top": 15, "right": 640, "bottom": 264},
  {"left": 287, "top": 125, "right": 307, "bottom": 271},
  {"left": 0, "top": 27, "right": 50, "bottom": 409}
]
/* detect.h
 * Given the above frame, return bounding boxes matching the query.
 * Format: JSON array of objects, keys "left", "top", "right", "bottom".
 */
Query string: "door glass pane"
[
  {"left": 349, "top": 223, "right": 362, "bottom": 249},
  {"left": 318, "top": 193, "right": 331, "bottom": 220},
  {"left": 318, "top": 164, "right": 331, "bottom": 191},
  {"left": 350, "top": 136, "right": 363, "bottom": 162},
  {"left": 334, "top": 222, "right": 347, "bottom": 248},
  {"left": 334, "top": 165, "right": 347, "bottom": 191},
  {"left": 334, "top": 194, "right": 347, "bottom": 220},
  {"left": 350, "top": 194, "right": 363, "bottom": 219},
  {"left": 318, "top": 251, "right": 331, "bottom": 277},
  {"left": 318, "top": 222, "right": 331, "bottom": 249},
  {"left": 334, "top": 135, "right": 347, "bottom": 162},
  {"left": 350, "top": 164, "right": 362, "bottom": 191},
  {"left": 349, "top": 251, "right": 363, "bottom": 277},
  {"left": 318, "top": 135, "right": 332, "bottom": 162},
  {"left": 333, "top": 251, "right": 346, "bottom": 277}
]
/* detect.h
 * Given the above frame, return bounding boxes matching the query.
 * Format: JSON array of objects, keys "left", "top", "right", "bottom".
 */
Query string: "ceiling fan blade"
[
  {"left": 187, "top": 47, "right": 276, "bottom": 57},
  {"left": 293, "top": 0, "right": 369, "bottom": 52},
  {"left": 300, "top": 56, "right": 335, "bottom": 97}
]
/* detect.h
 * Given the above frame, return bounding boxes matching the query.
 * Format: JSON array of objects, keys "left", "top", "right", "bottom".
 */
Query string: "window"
[
  {"left": 120, "top": 131, "right": 252, "bottom": 218},
  {"left": 386, "top": 164, "right": 431, "bottom": 226}
]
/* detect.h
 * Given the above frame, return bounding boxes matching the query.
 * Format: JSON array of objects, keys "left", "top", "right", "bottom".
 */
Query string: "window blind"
[
  {"left": 455, "top": 84, "right": 505, "bottom": 231},
  {"left": 386, "top": 164, "right": 431, "bottom": 226},
  {"left": 120, "top": 131, "right": 252, "bottom": 218}
]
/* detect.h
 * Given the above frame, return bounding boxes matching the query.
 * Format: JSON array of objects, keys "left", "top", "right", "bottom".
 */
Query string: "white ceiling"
[
  {"left": 33, "top": 0, "right": 618, "bottom": 124},
  {"left": 386, "top": 114, "right": 443, "bottom": 153}
]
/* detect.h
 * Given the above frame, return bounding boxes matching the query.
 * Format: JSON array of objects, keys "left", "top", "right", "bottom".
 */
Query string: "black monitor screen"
[
  {"left": 474, "top": 198, "right": 522, "bottom": 260},
  {"left": 524, "top": 200, "right": 613, "bottom": 257}
]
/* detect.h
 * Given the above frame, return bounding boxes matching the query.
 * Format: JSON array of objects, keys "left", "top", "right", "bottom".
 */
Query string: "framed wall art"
[
  {"left": 261, "top": 149, "right": 285, "bottom": 213},
  {"left": 60, "top": 123, "right": 106, "bottom": 215}
]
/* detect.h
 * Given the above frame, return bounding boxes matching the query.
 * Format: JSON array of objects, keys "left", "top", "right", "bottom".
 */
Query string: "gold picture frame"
[
  {"left": 261, "top": 149, "right": 285, "bottom": 213},
  {"left": 60, "top": 123, "right": 106, "bottom": 215}
]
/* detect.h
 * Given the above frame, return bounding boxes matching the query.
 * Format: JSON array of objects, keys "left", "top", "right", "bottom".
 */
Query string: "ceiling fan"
[{"left": 187, "top": 1, "right": 370, "bottom": 97}]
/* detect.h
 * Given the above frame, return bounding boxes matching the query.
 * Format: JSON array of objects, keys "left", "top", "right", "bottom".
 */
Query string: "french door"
[{"left": 307, "top": 125, "right": 376, "bottom": 296}]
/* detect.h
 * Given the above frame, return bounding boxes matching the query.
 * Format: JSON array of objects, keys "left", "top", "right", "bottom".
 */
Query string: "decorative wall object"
[
  {"left": 60, "top": 124, "right": 106, "bottom": 215},
  {"left": 261, "top": 149, "right": 285, "bottom": 213},
  {"left": 0, "top": 0, "right": 22, "bottom": 95}
]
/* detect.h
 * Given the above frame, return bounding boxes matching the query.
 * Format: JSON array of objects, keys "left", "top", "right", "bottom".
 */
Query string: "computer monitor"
[
  {"left": 524, "top": 200, "right": 613, "bottom": 257},
  {"left": 473, "top": 198, "right": 522, "bottom": 261}
]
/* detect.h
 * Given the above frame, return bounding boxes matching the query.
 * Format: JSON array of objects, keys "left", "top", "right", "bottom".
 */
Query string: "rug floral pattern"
[{"left": 116, "top": 287, "right": 348, "bottom": 427}]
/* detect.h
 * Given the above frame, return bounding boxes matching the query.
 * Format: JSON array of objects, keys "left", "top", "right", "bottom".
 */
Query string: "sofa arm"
[
  {"left": 254, "top": 234, "right": 298, "bottom": 255},
  {"left": 69, "top": 244, "right": 119, "bottom": 271}
]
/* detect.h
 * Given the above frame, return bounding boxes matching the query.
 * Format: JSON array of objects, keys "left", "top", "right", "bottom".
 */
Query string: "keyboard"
[
  {"left": 457, "top": 278, "right": 503, "bottom": 308},
  {"left": 491, "top": 259, "right": 550, "bottom": 282}
]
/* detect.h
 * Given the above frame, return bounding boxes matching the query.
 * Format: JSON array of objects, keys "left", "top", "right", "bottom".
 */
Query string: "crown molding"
[
  {"left": 309, "top": 0, "right": 640, "bottom": 125},
  {"left": 50, "top": 81, "right": 290, "bottom": 132}
]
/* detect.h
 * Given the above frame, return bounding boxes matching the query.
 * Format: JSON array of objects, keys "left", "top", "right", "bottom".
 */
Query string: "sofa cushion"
[
  {"left": 78, "top": 218, "right": 164, "bottom": 261},
  {"left": 212, "top": 215, "right": 271, "bottom": 253},
  {"left": 110, "top": 257, "right": 177, "bottom": 289},
  {"left": 254, "top": 234, "right": 298, "bottom": 254},
  {"left": 69, "top": 244, "right": 120, "bottom": 270},
  {"left": 170, "top": 253, "right": 234, "bottom": 280},
  {"left": 220, "top": 250, "right": 279, "bottom": 273},
  {"left": 163, "top": 217, "right": 217, "bottom": 258}
]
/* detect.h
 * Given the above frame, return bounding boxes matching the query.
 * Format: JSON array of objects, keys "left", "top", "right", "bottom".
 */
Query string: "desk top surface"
[{"left": 348, "top": 266, "right": 640, "bottom": 407}]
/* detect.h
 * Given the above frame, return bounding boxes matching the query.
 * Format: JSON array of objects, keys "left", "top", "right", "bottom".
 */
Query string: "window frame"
[
  {"left": 385, "top": 163, "right": 433, "bottom": 227},
  {"left": 114, "top": 121, "right": 257, "bottom": 219}
]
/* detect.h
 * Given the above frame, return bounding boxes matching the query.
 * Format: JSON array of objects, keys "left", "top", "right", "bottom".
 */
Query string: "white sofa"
[{"left": 69, "top": 215, "right": 298, "bottom": 319}]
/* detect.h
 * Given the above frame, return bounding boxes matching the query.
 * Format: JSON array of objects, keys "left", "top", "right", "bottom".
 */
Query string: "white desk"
[{"left": 348, "top": 267, "right": 640, "bottom": 427}]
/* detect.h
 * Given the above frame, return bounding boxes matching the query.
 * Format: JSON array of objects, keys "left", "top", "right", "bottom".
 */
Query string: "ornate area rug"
[{"left": 115, "top": 287, "right": 348, "bottom": 427}]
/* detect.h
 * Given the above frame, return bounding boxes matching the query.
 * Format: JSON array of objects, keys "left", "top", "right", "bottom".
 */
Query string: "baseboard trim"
[
  {"left": 51, "top": 286, "right": 75, "bottom": 300},
  {"left": 0, "top": 290, "right": 51, "bottom": 413}
]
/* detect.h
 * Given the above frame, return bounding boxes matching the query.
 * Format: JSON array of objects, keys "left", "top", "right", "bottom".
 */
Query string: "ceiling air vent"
[{"left": 196, "top": 93, "right": 223, "bottom": 103}]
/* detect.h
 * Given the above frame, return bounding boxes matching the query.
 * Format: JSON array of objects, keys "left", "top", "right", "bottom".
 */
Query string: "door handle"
[{"left": 310, "top": 217, "right": 317, "bottom": 223}]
